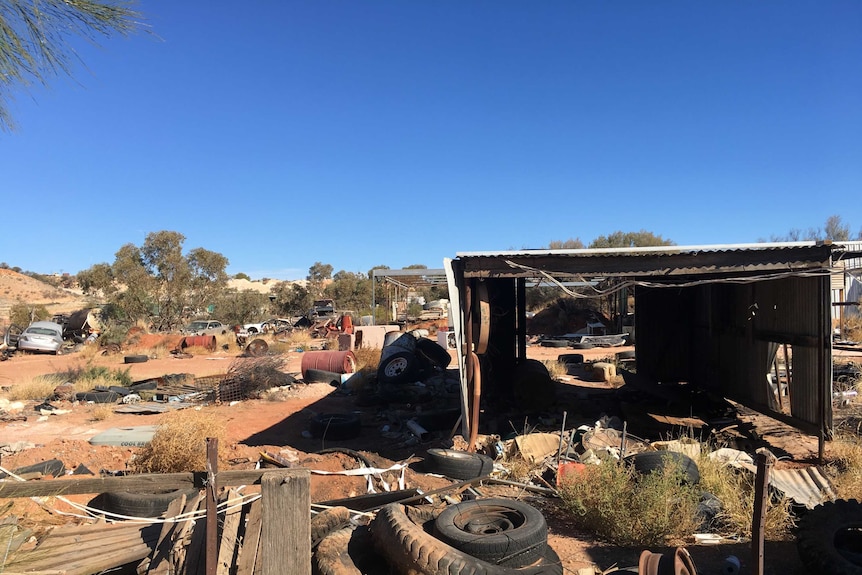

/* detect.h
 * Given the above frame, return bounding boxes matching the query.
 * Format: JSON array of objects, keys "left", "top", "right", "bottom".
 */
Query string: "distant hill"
[{"left": 0, "top": 269, "right": 89, "bottom": 324}]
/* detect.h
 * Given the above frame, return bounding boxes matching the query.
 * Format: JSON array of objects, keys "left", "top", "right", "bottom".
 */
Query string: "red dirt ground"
[{"left": 3, "top": 341, "right": 857, "bottom": 574}]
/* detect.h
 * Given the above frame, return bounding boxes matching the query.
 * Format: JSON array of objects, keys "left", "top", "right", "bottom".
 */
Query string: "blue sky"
[{"left": 2, "top": 1, "right": 860, "bottom": 280}]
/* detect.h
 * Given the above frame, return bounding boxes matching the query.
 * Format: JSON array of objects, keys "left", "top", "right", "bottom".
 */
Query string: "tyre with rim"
[
  {"left": 370, "top": 503, "right": 562, "bottom": 575},
  {"left": 433, "top": 499, "right": 548, "bottom": 567},
  {"left": 310, "top": 413, "right": 362, "bottom": 441},
  {"left": 425, "top": 448, "right": 494, "bottom": 480},
  {"left": 377, "top": 351, "right": 418, "bottom": 384},
  {"left": 797, "top": 499, "right": 862, "bottom": 575}
]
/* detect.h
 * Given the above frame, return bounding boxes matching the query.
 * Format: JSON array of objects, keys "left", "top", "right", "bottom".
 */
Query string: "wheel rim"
[
  {"left": 453, "top": 505, "right": 525, "bottom": 535},
  {"left": 384, "top": 357, "right": 409, "bottom": 377}
]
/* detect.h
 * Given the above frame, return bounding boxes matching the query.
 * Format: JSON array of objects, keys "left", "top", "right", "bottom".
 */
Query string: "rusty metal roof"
[{"left": 455, "top": 241, "right": 849, "bottom": 280}]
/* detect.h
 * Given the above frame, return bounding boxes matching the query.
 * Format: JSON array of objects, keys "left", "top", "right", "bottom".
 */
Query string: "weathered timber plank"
[
  {"left": 143, "top": 492, "right": 187, "bottom": 574},
  {"left": 0, "top": 470, "right": 274, "bottom": 498},
  {"left": 216, "top": 488, "right": 242, "bottom": 575},
  {"left": 261, "top": 469, "right": 310, "bottom": 575},
  {"left": 235, "top": 499, "right": 262, "bottom": 575}
]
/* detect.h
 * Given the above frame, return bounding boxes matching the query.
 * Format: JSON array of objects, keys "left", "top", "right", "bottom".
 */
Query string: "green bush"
[{"left": 558, "top": 457, "right": 700, "bottom": 546}]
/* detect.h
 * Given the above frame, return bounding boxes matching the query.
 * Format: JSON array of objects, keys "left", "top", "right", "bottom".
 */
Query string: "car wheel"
[
  {"left": 416, "top": 338, "right": 452, "bottom": 368},
  {"left": 433, "top": 499, "right": 548, "bottom": 567},
  {"left": 89, "top": 488, "right": 200, "bottom": 518},
  {"left": 248, "top": 327, "right": 258, "bottom": 334},
  {"left": 797, "top": 499, "right": 862, "bottom": 574},
  {"left": 371, "top": 504, "right": 562, "bottom": 575},
  {"left": 424, "top": 448, "right": 494, "bottom": 480},
  {"left": 624, "top": 451, "right": 700, "bottom": 484},
  {"left": 377, "top": 351, "right": 418, "bottom": 384}
]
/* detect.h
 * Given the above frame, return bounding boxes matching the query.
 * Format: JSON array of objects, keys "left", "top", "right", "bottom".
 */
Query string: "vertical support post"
[
  {"left": 205, "top": 437, "right": 219, "bottom": 575},
  {"left": 516, "top": 278, "right": 526, "bottom": 361},
  {"left": 261, "top": 469, "right": 311, "bottom": 575},
  {"left": 752, "top": 449, "right": 775, "bottom": 575}
]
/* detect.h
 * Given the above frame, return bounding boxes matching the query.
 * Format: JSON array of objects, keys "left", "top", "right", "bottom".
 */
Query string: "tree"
[
  {"left": 233, "top": 272, "right": 251, "bottom": 281},
  {"left": 769, "top": 215, "right": 861, "bottom": 242},
  {"left": 10, "top": 301, "right": 49, "bottom": 325},
  {"left": 548, "top": 238, "right": 585, "bottom": 250},
  {"left": 0, "top": 0, "right": 141, "bottom": 131},
  {"left": 79, "top": 230, "right": 229, "bottom": 330},
  {"left": 306, "top": 262, "right": 333, "bottom": 297},
  {"left": 589, "top": 230, "right": 675, "bottom": 249},
  {"left": 76, "top": 262, "right": 117, "bottom": 299},
  {"left": 211, "top": 290, "right": 270, "bottom": 325},
  {"left": 325, "top": 271, "right": 372, "bottom": 312},
  {"left": 270, "top": 281, "right": 312, "bottom": 317}
]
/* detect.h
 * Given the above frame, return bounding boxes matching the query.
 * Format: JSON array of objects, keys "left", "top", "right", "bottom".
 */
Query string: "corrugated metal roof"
[
  {"left": 456, "top": 242, "right": 840, "bottom": 280},
  {"left": 457, "top": 240, "right": 848, "bottom": 259}
]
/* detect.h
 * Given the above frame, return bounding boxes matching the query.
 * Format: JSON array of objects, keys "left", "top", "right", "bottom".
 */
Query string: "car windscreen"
[{"left": 26, "top": 327, "right": 60, "bottom": 337}]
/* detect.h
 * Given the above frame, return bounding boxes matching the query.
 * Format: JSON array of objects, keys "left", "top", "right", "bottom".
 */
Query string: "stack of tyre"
[
  {"left": 314, "top": 499, "right": 562, "bottom": 575},
  {"left": 376, "top": 332, "right": 453, "bottom": 402}
]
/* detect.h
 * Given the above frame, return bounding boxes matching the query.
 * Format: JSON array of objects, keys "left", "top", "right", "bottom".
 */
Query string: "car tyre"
[
  {"left": 797, "top": 499, "right": 862, "bottom": 575},
  {"left": 433, "top": 498, "right": 548, "bottom": 567},
  {"left": 425, "top": 448, "right": 494, "bottom": 480},
  {"left": 123, "top": 354, "right": 149, "bottom": 364},
  {"left": 624, "top": 451, "right": 700, "bottom": 484},
  {"left": 89, "top": 488, "right": 199, "bottom": 518},
  {"left": 377, "top": 351, "right": 418, "bottom": 384}
]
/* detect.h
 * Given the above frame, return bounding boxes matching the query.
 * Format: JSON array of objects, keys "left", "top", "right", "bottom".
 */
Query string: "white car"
[
  {"left": 181, "top": 320, "right": 228, "bottom": 336},
  {"left": 17, "top": 321, "right": 65, "bottom": 355}
]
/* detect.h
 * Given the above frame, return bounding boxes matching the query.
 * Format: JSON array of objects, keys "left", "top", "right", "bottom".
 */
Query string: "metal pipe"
[{"left": 406, "top": 419, "right": 430, "bottom": 442}]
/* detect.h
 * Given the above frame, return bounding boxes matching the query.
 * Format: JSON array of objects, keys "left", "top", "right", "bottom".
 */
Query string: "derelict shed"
[{"left": 444, "top": 241, "right": 862, "bottom": 455}]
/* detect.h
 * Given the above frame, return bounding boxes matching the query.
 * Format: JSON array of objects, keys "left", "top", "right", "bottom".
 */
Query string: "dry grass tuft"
[
  {"left": 4, "top": 374, "right": 69, "bottom": 401},
  {"left": 130, "top": 410, "right": 226, "bottom": 473},
  {"left": 845, "top": 314, "right": 862, "bottom": 342},
  {"left": 558, "top": 458, "right": 702, "bottom": 546},
  {"left": 89, "top": 404, "right": 114, "bottom": 421},
  {"left": 828, "top": 433, "right": 862, "bottom": 499},
  {"left": 541, "top": 359, "right": 567, "bottom": 380},
  {"left": 353, "top": 348, "right": 382, "bottom": 371},
  {"left": 695, "top": 452, "right": 794, "bottom": 540}
]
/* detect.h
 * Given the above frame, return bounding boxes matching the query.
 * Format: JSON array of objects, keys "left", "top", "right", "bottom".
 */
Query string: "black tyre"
[
  {"left": 305, "top": 369, "right": 342, "bottom": 384},
  {"left": 425, "top": 448, "right": 494, "bottom": 480},
  {"left": 797, "top": 499, "right": 862, "bottom": 575},
  {"left": 377, "top": 351, "right": 418, "bottom": 384},
  {"left": 557, "top": 353, "right": 584, "bottom": 364},
  {"left": 310, "top": 413, "right": 362, "bottom": 441},
  {"left": 616, "top": 350, "right": 636, "bottom": 360},
  {"left": 0, "top": 458, "right": 65, "bottom": 480},
  {"left": 434, "top": 499, "right": 548, "bottom": 567},
  {"left": 89, "top": 488, "right": 199, "bottom": 518},
  {"left": 569, "top": 342, "right": 594, "bottom": 349},
  {"left": 75, "top": 391, "right": 120, "bottom": 404},
  {"left": 123, "top": 354, "right": 149, "bottom": 364},
  {"left": 416, "top": 338, "right": 452, "bottom": 368},
  {"left": 371, "top": 504, "right": 561, "bottom": 575},
  {"left": 312, "top": 506, "right": 352, "bottom": 546},
  {"left": 624, "top": 451, "right": 700, "bottom": 484},
  {"left": 316, "top": 525, "right": 388, "bottom": 575},
  {"left": 539, "top": 340, "right": 569, "bottom": 348}
]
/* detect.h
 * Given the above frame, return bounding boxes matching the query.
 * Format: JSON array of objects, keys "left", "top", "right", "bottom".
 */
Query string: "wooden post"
[
  {"left": 205, "top": 437, "right": 219, "bottom": 575},
  {"left": 261, "top": 469, "right": 311, "bottom": 575},
  {"left": 752, "top": 449, "right": 775, "bottom": 575}
]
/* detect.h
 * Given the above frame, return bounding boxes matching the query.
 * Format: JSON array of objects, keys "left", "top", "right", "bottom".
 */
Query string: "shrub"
[
  {"left": 558, "top": 456, "right": 701, "bottom": 546},
  {"left": 130, "top": 410, "right": 226, "bottom": 473},
  {"left": 4, "top": 374, "right": 69, "bottom": 401},
  {"left": 541, "top": 359, "right": 567, "bottom": 380},
  {"left": 827, "top": 433, "right": 862, "bottom": 500}
]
